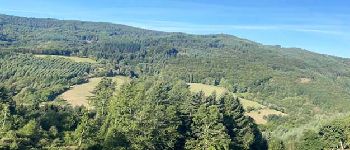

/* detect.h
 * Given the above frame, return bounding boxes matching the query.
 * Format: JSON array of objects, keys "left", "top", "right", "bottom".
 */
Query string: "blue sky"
[{"left": 0, "top": 0, "right": 349, "bottom": 57}]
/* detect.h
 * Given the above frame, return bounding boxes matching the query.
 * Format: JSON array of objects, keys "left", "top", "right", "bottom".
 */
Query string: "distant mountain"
[{"left": 1, "top": 14, "right": 350, "bottom": 139}]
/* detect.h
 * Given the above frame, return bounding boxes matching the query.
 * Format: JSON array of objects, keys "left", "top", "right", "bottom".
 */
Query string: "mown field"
[
  {"left": 59, "top": 76, "right": 131, "bottom": 108},
  {"left": 187, "top": 83, "right": 286, "bottom": 124}
]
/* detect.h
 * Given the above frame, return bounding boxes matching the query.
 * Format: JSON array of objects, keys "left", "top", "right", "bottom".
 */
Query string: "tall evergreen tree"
[
  {"left": 219, "top": 93, "right": 267, "bottom": 150},
  {"left": 186, "top": 104, "right": 231, "bottom": 150},
  {"left": 89, "top": 78, "right": 115, "bottom": 118}
]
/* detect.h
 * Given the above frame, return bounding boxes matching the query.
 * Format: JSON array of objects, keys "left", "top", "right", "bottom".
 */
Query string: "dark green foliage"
[
  {"left": 185, "top": 104, "right": 231, "bottom": 150},
  {"left": 0, "top": 52, "right": 90, "bottom": 104},
  {"left": 298, "top": 130, "right": 325, "bottom": 150},
  {"left": 219, "top": 94, "right": 267, "bottom": 150},
  {"left": 89, "top": 77, "right": 115, "bottom": 118},
  {"left": 0, "top": 93, "right": 86, "bottom": 149},
  {"left": 88, "top": 77, "right": 266, "bottom": 149},
  {"left": 267, "top": 138, "right": 285, "bottom": 150},
  {"left": 297, "top": 116, "right": 350, "bottom": 150},
  {"left": 2, "top": 14, "right": 350, "bottom": 149},
  {"left": 3, "top": 14, "right": 350, "bottom": 117},
  {"left": 99, "top": 77, "right": 185, "bottom": 149}
]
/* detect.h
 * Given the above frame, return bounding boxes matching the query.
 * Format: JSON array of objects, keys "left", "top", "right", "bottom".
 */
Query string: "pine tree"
[
  {"left": 103, "top": 127, "right": 130, "bottom": 149},
  {"left": 219, "top": 93, "right": 267, "bottom": 150},
  {"left": 70, "top": 110, "right": 97, "bottom": 148},
  {"left": 1, "top": 104, "right": 10, "bottom": 131},
  {"left": 186, "top": 104, "right": 231, "bottom": 150},
  {"left": 99, "top": 81, "right": 145, "bottom": 148},
  {"left": 89, "top": 78, "right": 115, "bottom": 118}
]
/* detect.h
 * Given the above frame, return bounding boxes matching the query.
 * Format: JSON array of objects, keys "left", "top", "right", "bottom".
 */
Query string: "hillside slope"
[{"left": 2, "top": 14, "right": 350, "bottom": 139}]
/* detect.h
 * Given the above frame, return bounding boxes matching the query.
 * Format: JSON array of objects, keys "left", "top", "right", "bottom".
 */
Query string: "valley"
[{"left": 1, "top": 14, "right": 350, "bottom": 149}]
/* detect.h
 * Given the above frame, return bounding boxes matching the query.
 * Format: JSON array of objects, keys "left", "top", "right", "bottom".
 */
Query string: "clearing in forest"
[
  {"left": 187, "top": 83, "right": 228, "bottom": 96},
  {"left": 297, "top": 78, "right": 312, "bottom": 84},
  {"left": 60, "top": 76, "right": 130, "bottom": 108},
  {"left": 187, "top": 83, "right": 287, "bottom": 124},
  {"left": 246, "top": 108, "right": 286, "bottom": 124},
  {"left": 34, "top": 54, "right": 97, "bottom": 63}
]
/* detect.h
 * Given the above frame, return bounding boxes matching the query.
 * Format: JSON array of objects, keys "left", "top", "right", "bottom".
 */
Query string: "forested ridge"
[{"left": 1, "top": 14, "right": 350, "bottom": 149}]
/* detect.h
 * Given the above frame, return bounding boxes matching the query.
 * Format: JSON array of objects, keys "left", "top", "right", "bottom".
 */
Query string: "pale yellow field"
[
  {"left": 239, "top": 98, "right": 264, "bottom": 110},
  {"left": 60, "top": 76, "right": 130, "bottom": 108},
  {"left": 187, "top": 83, "right": 287, "bottom": 124},
  {"left": 297, "top": 78, "right": 312, "bottom": 84},
  {"left": 187, "top": 83, "right": 228, "bottom": 97},
  {"left": 34, "top": 54, "right": 97, "bottom": 63},
  {"left": 246, "top": 108, "right": 287, "bottom": 124},
  {"left": 114, "top": 76, "right": 132, "bottom": 89}
]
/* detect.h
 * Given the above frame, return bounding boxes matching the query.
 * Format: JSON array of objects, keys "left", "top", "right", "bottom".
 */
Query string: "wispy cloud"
[
  {"left": 0, "top": 8, "right": 48, "bottom": 15},
  {"left": 293, "top": 28, "right": 343, "bottom": 35},
  {"left": 113, "top": 19, "right": 345, "bottom": 36},
  {"left": 0, "top": 8, "right": 345, "bottom": 36}
]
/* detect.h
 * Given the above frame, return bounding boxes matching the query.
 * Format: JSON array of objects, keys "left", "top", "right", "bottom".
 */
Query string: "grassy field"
[
  {"left": 246, "top": 108, "right": 286, "bottom": 124},
  {"left": 187, "top": 83, "right": 228, "bottom": 97},
  {"left": 187, "top": 83, "right": 286, "bottom": 124},
  {"left": 239, "top": 98, "right": 264, "bottom": 110},
  {"left": 59, "top": 76, "right": 130, "bottom": 108},
  {"left": 34, "top": 54, "right": 97, "bottom": 63}
]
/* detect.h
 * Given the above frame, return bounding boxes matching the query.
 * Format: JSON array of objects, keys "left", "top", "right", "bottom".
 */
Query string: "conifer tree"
[
  {"left": 219, "top": 94, "right": 267, "bottom": 150},
  {"left": 186, "top": 104, "right": 231, "bottom": 150}
]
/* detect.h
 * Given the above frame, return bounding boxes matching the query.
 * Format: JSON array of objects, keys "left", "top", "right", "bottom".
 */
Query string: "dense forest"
[
  {"left": 1, "top": 14, "right": 350, "bottom": 149},
  {"left": 0, "top": 76, "right": 267, "bottom": 149}
]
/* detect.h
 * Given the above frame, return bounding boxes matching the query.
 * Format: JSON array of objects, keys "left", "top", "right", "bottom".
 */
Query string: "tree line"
[{"left": 1, "top": 77, "right": 267, "bottom": 149}]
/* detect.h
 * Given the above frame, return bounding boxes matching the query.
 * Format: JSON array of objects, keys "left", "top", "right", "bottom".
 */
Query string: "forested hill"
[{"left": 2, "top": 14, "right": 350, "bottom": 143}]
